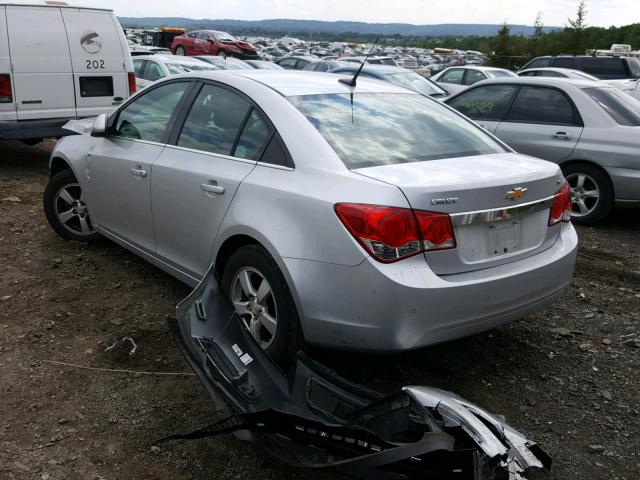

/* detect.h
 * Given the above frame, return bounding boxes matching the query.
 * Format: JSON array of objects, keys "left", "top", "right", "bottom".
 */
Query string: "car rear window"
[
  {"left": 289, "top": 93, "right": 506, "bottom": 169},
  {"left": 584, "top": 87, "right": 640, "bottom": 126},
  {"left": 581, "top": 57, "right": 628, "bottom": 79},
  {"left": 384, "top": 72, "right": 448, "bottom": 97}
]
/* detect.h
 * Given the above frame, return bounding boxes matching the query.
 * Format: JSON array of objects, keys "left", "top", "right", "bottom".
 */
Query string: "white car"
[
  {"left": 132, "top": 54, "right": 218, "bottom": 90},
  {"left": 431, "top": 66, "right": 517, "bottom": 94},
  {"left": 0, "top": 1, "right": 135, "bottom": 144},
  {"left": 518, "top": 67, "right": 600, "bottom": 81}
]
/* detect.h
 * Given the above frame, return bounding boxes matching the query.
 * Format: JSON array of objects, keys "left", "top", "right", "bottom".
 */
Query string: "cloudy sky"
[{"left": 81, "top": 0, "right": 634, "bottom": 28}]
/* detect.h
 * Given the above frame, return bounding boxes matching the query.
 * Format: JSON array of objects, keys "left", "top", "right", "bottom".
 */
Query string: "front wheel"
[
  {"left": 563, "top": 163, "right": 613, "bottom": 226},
  {"left": 175, "top": 46, "right": 186, "bottom": 56},
  {"left": 43, "top": 169, "right": 100, "bottom": 242},
  {"left": 222, "top": 245, "right": 303, "bottom": 367}
]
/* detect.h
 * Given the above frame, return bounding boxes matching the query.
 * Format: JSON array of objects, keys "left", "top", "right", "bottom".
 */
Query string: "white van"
[{"left": 0, "top": 1, "right": 135, "bottom": 143}]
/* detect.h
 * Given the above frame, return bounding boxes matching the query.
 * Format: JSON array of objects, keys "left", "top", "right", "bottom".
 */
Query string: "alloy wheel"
[
  {"left": 566, "top": 172, "right": 600, "bottom": 218},
  {"left": 54, "top": 183, "right": 96, "bottom": 237},
  {"left": 176, "top": 46, "right": 185, "bottom": 56},
  {"left": 230, "top": 267, "right": 278, "bottom": 349}
]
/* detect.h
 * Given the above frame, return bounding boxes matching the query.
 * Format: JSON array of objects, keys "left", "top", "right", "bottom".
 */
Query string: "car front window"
[
  {"left": 384, "top": 72, "right": 447, "bottom": 97},
  {"left": 585, "top": 87, "right": 640, "bottom": 126},
  {"left": 290, "top": 93, "right": 506, "bottom": 169}
]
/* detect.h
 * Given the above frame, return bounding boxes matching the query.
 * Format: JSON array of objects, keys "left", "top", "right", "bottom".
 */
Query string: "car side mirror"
[{"left": 91, "top": 113, "right": 107, "bottom": 137}]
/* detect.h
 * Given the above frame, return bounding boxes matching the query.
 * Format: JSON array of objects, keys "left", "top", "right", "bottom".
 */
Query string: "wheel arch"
[
  {"left": 558, "top": 159, "right": 615, "bottom": 195},
  {"left": 50, "top": 156, "right": 75, "bottom": 179}
]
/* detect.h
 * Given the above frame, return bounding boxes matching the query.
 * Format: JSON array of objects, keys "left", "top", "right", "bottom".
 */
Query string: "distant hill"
[{"left": 117, "top": 17, "right": 561, "bottom": 37}]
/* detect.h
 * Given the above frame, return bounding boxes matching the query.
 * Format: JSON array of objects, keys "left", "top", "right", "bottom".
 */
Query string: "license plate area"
[{"left": 487, "top": 219, "right": 522, "bottom": 257}]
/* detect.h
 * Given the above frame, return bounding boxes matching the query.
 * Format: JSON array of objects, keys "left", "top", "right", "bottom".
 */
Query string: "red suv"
[{"left": 170, "top": 30, "right": 258, "bottom": 59}]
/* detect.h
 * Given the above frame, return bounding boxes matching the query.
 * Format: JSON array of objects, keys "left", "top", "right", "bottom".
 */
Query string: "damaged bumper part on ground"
[{"left": 166, "top": 267, "right": 552, "bottom": 480}]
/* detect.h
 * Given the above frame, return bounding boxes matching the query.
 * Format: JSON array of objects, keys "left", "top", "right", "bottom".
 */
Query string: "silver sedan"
[
  {"left": 44, "top": 71, "right": 577, "bottom": 365},
  {"left": 446, "top": 77, "right": 640, "bottom": 224}
]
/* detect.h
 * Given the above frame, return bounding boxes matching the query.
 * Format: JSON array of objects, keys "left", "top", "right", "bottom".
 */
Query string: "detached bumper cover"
[{"left": 166, "top": 267, "right": 551, "bottom": 480}]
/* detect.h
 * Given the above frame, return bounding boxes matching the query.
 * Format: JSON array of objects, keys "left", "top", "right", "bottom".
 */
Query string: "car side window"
[
  {"left": 112, "top": 82, "right": 189, "bottom": 142},
  {"left": 552, "top": 58, "right": 576, "bottom": 69},
  {"left": 196, "top": 32, "right": 211, "bottom": 40},
  {"left": 527, "top": 58, "right": 551, "bottom": 69},
  {"left": 447, "top": 85, "right": 518, "bottom": 121},
  {"left": 462, "top": 70, "right": 486, "bottom": 86},
  {"left": 133, "top": 59, "right": 145, "bottom": 76},
  {"left": 441, "top": 69, "right": 464, "bottom": 84},
  {"left": 519, "top": 71, "right": 536, "bottom": 77},
  {"left": 233, "top": 109, "right": 274, "bottom": 160},
  {"left": 142, "top": 62, "right": 165, "bottom": 82},
  {"left": 278, "top": 58, "right": 298, "bottom": 68},
  {"left": 314, "top": 62, "right": 327, "bottom": 72},
  {"left": 186, "top": 32, "right": 196, "bottom": 39},
  {"left": 506, "top": 86, "right": 578, "bottom": 126},
  {"left": 259, "top": 132, "right": 293, "bottom": 168},
  {"left": 177, "top": 84, "right": 251, "bottom": 155}
]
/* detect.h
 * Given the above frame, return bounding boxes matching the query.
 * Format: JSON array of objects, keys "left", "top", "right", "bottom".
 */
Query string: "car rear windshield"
[
  {"left": 289, "top": 93, "right": 506, "bottom": 169},
  {"left": 489, "top": 70, "right": 515, "bottom": 78},
  {"left": 384, "top": 72, "right": 448, "bottom": 97},
  {"left": 581, "top": 57, "right": 628, "bottom": 79},
  {"left": 584, "top": 87, "right": 640, "bottom": 126}
]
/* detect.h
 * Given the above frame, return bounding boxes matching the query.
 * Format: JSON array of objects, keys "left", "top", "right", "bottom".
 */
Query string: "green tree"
[
  {"left": 490, "top": 22, "right": 512, "bottom": 68},
  {"left": 565, "top": 0, "right": 588, "bottom": 54}
]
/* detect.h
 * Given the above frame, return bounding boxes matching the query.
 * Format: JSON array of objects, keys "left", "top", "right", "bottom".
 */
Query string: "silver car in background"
[
  {"left": 431, "top": 66, "right": 518, "bottom": 94},
  {"left": 44, "top": 71, "right": 577, "bottom": 365},
  {"left": 446, "top": 77, "right": 640, "bottom": 224}
]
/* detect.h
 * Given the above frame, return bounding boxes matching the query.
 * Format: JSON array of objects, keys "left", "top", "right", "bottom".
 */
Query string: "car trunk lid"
[{"left": 354, "top": 153, "right": 566, "bottom": 275}]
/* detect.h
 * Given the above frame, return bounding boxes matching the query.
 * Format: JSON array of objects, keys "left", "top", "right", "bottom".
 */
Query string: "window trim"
[
  {"left": 167, "top": 79, "right": 295, "bottom": 168},
  {"left": 501, "top": 84, "right": 584, "bottom": 127},
  {"left": 107, "top": 79, "right": 197, "bottom": 144}
]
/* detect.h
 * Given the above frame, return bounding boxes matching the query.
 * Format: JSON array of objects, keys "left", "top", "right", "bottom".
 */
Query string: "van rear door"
[
  {"left": 0, "top": 6, "right": 17, "bottom": 123},
  {"left": 5, "top": 6, "right": 76, "bottom": 120},
  {"left": 61, "top": 8, "right": 129, "bottom": 117}
]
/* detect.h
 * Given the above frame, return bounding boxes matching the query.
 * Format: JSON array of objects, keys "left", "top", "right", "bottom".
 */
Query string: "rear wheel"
[
  {"left": 562, "top": 163, "right": 613, "bottom": 226},
  {"left": 43, "top": 169, "right": 99, "bottom": 242},
  {"left": 222, "top": 245, "right": 303, "bottom": 367},
  {"left": 175, "top": 46, "right": 185, "bottom": 56}
]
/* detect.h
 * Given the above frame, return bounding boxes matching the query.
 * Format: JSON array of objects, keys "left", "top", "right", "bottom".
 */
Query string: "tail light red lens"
[
  {"left": 127, "top": 72, "right": 136, "bottom": 96},
  {"left": 548, "top": 182, "right": 572, "bottom": 226},
  {"left": 335, "top": 203, "right": 456, "bottom": 263},
  {"left": 0, "top": 74, "right": 12, "bottom": 103}
]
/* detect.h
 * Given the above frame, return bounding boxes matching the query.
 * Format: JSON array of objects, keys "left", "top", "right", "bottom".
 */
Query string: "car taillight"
[
  {"left": 335, "top": 203, "right": 456, "bottom": 263},
  {"left": 128, "top": 72, "right": 136, "bottom": 95},
  {"left": 548, "top": 182, "right": 572, "bottom": 226},
  {"left": 0, "top": 75, "right": 12, "bottom": 103}
]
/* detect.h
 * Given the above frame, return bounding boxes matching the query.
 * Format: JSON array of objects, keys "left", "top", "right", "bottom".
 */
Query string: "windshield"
[
  {"left": 489, "top": 70, "right": 516, "bottom": 78},
  {"left": 585, "top": 87, "right": 640, "bottom": 126},
  {"left": 290, "top": 93, "right": 506, "bottom": 169},
  {"left": 166, "top": 63, "right": 218, "bottom": 74},
  {"left": 214, "top": 32, "right": 236, "bottom": 42},
  {"left": 384, "top": 72, "right": 448, "bottom": 97}
]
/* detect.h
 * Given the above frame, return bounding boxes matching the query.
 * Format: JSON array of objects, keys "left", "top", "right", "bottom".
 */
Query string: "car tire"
[
  {"left": 43, "top": 169, "right": 100, "bottom": 242},
  {"left": 222, "top": 244, "right": 303, "bottom": 367},
  {"left": 562, "top": 163, "right": 613, "bottom": 226},
  {"left": 175, "top": 46, "right": 185, "bottom": 56}
]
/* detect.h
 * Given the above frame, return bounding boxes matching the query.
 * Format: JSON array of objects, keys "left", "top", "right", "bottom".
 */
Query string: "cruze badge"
[
  {"left": 431, "top": 197, "right": 459, "bottom": 205},
  {"left": 505, "top": 187, "right": 528, "bottom": 201}
]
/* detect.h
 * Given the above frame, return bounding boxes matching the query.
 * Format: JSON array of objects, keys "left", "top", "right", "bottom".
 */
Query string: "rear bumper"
[
  {"left": 285, "top": 223, "right": 578, "bottom": 351},
  {"left": 0, "top": 118, "right": 73, "bottom": 140}
]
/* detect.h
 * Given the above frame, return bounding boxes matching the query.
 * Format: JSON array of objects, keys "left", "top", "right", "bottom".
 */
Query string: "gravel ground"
[{"left": 1, "top": 139, "right": 639, "bottom": 480}]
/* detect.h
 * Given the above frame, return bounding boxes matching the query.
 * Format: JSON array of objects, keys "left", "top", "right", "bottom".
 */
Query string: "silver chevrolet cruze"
[{"left": 44, "top": 71, "right": 578, "bottom": 364}]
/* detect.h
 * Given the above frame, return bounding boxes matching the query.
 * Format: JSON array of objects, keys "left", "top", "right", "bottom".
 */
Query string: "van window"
[
  {"left": 112, "top": 82, "right": 189, "bottom": 142},
  {"left": 177, "top": 84, "right": 251, "bottom": 155},
  {"left": 581, "top": 57, "right": 628, "bottom": 79},
  {"left": 506, "top": 86, "right": 578, "bottom": 126}
]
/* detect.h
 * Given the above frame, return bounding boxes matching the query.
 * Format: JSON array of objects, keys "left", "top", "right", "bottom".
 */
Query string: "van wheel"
[
  {"left": 175, "top": 46, "right": 185, "bottom": 56},
  {"left": 43, "top": 170, "right": 100, "bottom": 242},
  {"left": 563, "top": 163, "right": 613, "bottom": 226},
  {"left": 222, "top": 245, "right": 303, "bottom": 368}
]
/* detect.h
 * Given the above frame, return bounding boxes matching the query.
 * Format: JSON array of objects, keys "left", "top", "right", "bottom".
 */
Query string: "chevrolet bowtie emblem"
[{"left": 505, "top": 187, "right": 528, "bottom": 201}]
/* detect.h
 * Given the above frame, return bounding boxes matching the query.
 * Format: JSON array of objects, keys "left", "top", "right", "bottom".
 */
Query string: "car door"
[
  {"left": 5, "top": 5, "right": 75, "bottom": 120},
  {"left": 86, "top": 80, "right": 193, "bottom": 253},
  {"left": 494, "top": 86, "right": 583, "bottom": 162},
  {"left": 151, "top": 82, "right": 273, "bottom": 279},
  {"left": 446, "top": 84, "right": 518, "bottom": 133}
]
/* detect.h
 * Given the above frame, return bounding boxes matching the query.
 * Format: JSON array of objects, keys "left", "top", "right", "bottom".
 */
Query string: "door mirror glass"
[{"left": 91, "top": 114, "right": 107, "bottom": 137}]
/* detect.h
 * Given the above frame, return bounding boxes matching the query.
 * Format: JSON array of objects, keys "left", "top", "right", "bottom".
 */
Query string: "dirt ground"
[{"left": 1, "top": 139, "right": 639, "bottom": 480}]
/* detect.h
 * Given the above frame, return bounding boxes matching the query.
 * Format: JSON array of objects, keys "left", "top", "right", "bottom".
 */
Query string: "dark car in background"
[
  {"left": 520, "top": 55, "right": 640, "bottom": 80},
  {"left": 171, "top": 30, "right": 258, "bottom": 59}
]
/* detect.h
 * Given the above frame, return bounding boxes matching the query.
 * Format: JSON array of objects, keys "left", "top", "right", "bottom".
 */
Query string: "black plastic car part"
[{"left": 163, "top": 267, "right": 552, "bottom": 480}]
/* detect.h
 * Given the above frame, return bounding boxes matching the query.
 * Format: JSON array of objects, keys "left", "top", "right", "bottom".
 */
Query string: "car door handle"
[
  {"left": 552, "top": 131, "right": 572, "bottom": 140},
  {"left": 129, "top": 167, "right": 147, "bottom": 178},
  {"left": 200, "top": 182, "right": 225, "bottom": 195}
]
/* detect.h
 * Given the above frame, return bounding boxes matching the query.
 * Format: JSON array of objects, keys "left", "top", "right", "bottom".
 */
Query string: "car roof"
[
  {"left": 178, "top": 70, "right": 413, "bottom": 96},
  {"left": 466, "top": 76, "right": 603, "bottom": 89},
  {"left": 0, "top": 0, "right": 110, "bottom": 9},
  {"left": 134, "top": 54, "right": 211, "bottom": 66}
]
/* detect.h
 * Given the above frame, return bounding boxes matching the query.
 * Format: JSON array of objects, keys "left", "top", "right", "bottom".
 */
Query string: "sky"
[{"left": 80, "top": 0, "right": 636, "bottom": 28}]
